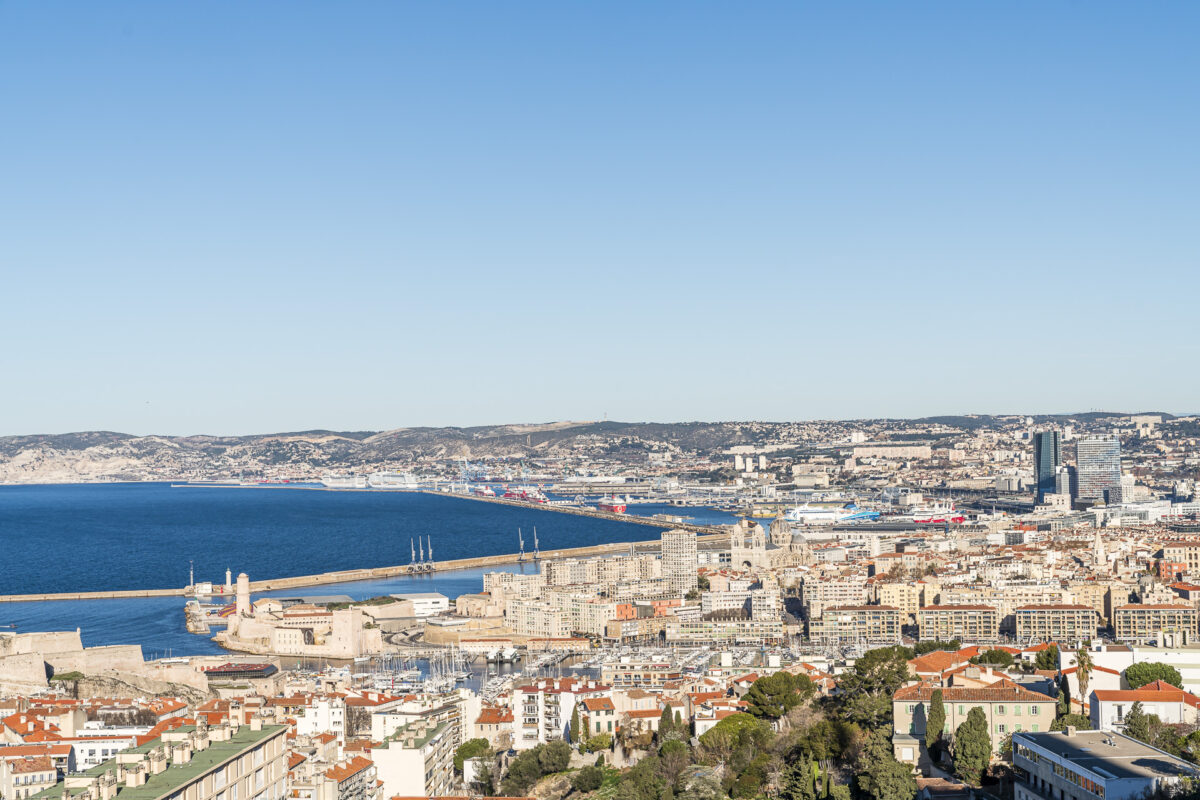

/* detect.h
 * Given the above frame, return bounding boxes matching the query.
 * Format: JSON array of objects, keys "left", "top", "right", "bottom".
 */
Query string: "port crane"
[{"left": 517, "top": 528, "right": 526, "bottom": 562}]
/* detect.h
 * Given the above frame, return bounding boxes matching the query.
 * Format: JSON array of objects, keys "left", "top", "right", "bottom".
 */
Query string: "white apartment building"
[
  {"left": 512, "top": 677, "right": 611, "bottom": 749},
  {"left": 371, "top": 718, "right": 455, "bottom": 798},
  {"left": 294, "top": 697, "right": 346, "bottom": 742},
  {"left": 661, "top": 530, "right": 698, "bottom": 597},
  {"left": 505, "top": 597, "right": 570, "bottom": 638}
]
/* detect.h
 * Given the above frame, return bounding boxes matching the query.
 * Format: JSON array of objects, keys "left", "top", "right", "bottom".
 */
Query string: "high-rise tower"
[
  {"left": 1077, "top": 434, "right": 1122, "bottom": 504},
  {"left": 1032, "top": 430, "right": 1062, "bottom": 502}
]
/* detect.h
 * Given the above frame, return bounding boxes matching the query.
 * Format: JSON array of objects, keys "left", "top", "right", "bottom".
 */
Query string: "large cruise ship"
[
  {"left": 367, "top": 471, "right": 420, "bottom": 489},
  {"left": 784, "top": 503, "right": 880, "bottom": 525},
  {"left": 321, "top": 474, "right": 368, "bottom": 489}
]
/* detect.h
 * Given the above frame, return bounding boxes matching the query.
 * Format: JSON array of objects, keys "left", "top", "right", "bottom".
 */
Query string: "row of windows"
[
  {"left": 905, "top": 703, "right": 1042, "bottom": 716},
  {"left": 13, "top": 773, "right": 54, "bottom": 785}
]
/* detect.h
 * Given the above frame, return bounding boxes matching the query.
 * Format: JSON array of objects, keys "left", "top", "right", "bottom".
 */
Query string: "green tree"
[
  {"left": 1125, "top": 662, "right": 1183, "bottom": 689},
  {"left": 472, "top": 763, "right": 496, "bottom": 797},
  {"left": 571, "top": 705, "right": 581, "bottom": 745},
  {"left": 913, "top": 640, "right": 961, "bottom": 656},
  {"left": 659, "top": 739, "right": 691, "bottom": 792},
  {"left": 854, "top": 727, "right": 917, "bottom": 800},
  {"left": 1076, "top": 647, "right": 1094, "bottom": 713},
  {"left": 1057, "top": 674, "right": 1072, "bottom": 717},
  {"left": 499, "top": 741, "right": 572, "bottom": 796},
  {"left": 780, "top": 756, "right": 818, "bottom": 800},
  {"left": 745, "top": 671, "right": 815, "bottom": 720},
  {"left": 841, "top": 646, "right": 914, "bottom": 696},
  {"left": 615, "top": 755, "right": 666, "bottom": 800},
  {"left": 1035, "top": 645, "right": 1060, "bottom": 671},
  {"left": 586, "top": 733, "right": 613, "bottom": 752},
  {"left": 1124, "top": 702, "right": 1153, "bottom": 743},
  {"left": 453, "top": 738, "right": 490, "bottom": 773},
  {"left": 926, "top": 689, "right": 946, "bottom": 753},
  {"left": 953, "top": 707, "right": 992, "bottom": 786},
  {"left": 972, "top": 649, "right": 1014, "bottom": 667},
  {"left": 698, "top": 712, "right": 772, "bottom": 761},
  {"left": 572, "top": 766, "right": 605, "bottom": 793},
  {"left": 1050, "top": 713, "right": 1091, "bottom": 732},
  {"left": 660, "top": 703, "right": 676, "bottom": 739}
]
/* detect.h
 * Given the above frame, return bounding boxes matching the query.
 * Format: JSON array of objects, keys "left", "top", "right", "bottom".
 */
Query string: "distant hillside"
[
  {"left": 0, "top": 421, "right": 771, "bottom": 484},
  {"left": 0, "top": 412, "right": 1176, "bottom": 484}
]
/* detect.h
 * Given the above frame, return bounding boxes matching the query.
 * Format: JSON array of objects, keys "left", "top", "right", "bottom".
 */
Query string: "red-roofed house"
[
  {"left": 1091, "top": 680, "right": 1200, "bottom": 730},
  {"left": 0, "top": 754, "right": 56, "bottom": 800}
]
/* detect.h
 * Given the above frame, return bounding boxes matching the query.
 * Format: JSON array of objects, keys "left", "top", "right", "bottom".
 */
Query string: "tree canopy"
[
  {"left": 454, "top": 738, "right": 491, "bottom": 773},
  {"left": 1035, "top": 645, "right": 1060, "bottom": 671},
  {"left": 855, "top": 727, "right": 917, "bottom": 800},
  {"left": 953, "top": 707, "right": 992, "bottom": 786},
  {"left": 1125, "top": 662, "right": 1183, "bottom": 689},
  {"left": 744, "top": 671, "right": 815, "bottom": 720},
  {"left": 973, "top": 649, "right": 1014, "bottom": 667},
  {"left": 926, "top": 689, "right": 946, "bottom": 751}
]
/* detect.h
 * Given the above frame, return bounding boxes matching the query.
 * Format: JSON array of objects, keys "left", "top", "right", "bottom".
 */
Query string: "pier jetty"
[{"left": 425, "top": 489, "right": 725, "bottom": 535}]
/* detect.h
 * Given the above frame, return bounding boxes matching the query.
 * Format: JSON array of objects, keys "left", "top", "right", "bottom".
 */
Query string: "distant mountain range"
[{"left": 0, "top": 413, "right": 1181, "bottom": 484}]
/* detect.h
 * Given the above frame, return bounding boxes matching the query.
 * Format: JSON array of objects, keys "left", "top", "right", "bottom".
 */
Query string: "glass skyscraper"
[
  {"left": 1032, "top": 430, "right": 1061, "bottom": 502},
  {"left": 1077, "top": 434, "right": 1122, "bottom": 504}
]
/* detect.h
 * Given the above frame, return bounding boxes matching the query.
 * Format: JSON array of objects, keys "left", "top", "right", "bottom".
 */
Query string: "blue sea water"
[{"left": 0, "top": 483, "right": 736, "bottom": 656}]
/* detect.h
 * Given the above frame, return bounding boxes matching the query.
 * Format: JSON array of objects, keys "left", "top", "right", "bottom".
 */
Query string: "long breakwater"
[{"left": 0, "top": 488, "right": 729, "bottom": 603}]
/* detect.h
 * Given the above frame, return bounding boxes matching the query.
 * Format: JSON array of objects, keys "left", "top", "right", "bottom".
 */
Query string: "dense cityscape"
[
  {"left": 5, "top": 412, "right": 1200, "bottom": 800},
  {"left": 6, "top": 3, "right": 1199, "bottom": 800}
]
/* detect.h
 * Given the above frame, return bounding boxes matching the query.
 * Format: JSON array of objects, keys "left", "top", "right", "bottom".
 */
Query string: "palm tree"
[{"left": 1076, "top": 646, "right": 1094, "bottom": 720}]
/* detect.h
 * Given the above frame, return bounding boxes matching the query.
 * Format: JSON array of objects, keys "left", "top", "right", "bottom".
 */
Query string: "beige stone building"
[
  {"left": 808, "top": 605, "right": 902, "bottom": 645},
  {"left": 877, "top": 583, "right": 923, "bottom": 624},
  {"left": 892, "top": 679, "right": 1056, "bottom": 768},
  {"left": 918, "top": 605, "right": 1000, "bottom": 643},
  {"left": 1114, "top": 603, "right": 1198, "bottom": 645},
  {"left": 1014, "top": 604, "right": 1099, "bottom": 645}
]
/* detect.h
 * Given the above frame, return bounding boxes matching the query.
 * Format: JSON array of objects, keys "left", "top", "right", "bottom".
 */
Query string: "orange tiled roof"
[
  {"left": 894, "top": 678, "right": 1055, "bottom": 704},
  {"left": 326, "top": 755, "right": 374, "bottom": 783}
]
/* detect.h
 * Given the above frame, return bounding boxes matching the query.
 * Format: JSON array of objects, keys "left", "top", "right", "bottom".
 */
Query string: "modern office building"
[
  {"left": 1033, "top": 431, "right": 1061, "bottom": 502},
  {"left": 1077, "top": 434, "right": 1122, "bottom": 504}
]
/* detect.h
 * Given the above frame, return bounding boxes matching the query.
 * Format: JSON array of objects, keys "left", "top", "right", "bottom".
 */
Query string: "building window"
[
  {"left": 998, "top": 724, "right": 1006, "bottom": 734},
  {"left": 1031, "top": 706, "right": 1040, "bottom": 715},
  {"left": 998, "top": 706, "right": 1006, "bottom": 715}
]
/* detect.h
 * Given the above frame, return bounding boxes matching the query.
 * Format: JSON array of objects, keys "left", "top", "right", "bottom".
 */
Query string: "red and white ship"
[
  {"left": 597, "top": 494, "right": 628, "bottom": 513},
  {"left": 909, "top": 502, "right": 966, "bottom": 524},
  {"left": 473, "top": 486, "right": 497, "bottom": 497},
  {"left": 502, "top": 485, "right": 548, "bottom": 503}
]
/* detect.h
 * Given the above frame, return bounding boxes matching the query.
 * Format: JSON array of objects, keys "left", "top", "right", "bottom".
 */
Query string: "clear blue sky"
[{"left": 2, "top": 2, "right": 1197, "bottom": 435}]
